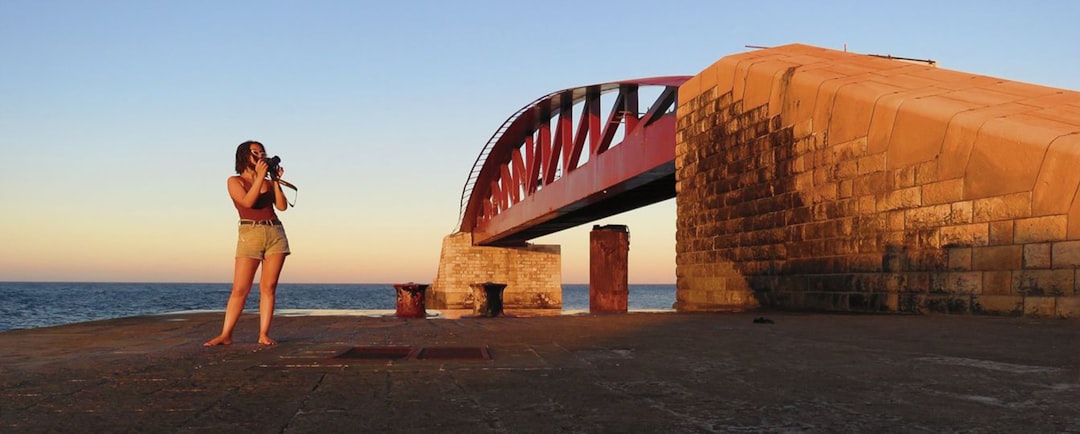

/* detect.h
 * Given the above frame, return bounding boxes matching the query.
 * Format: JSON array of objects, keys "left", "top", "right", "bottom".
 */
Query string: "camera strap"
[{"left": 278, "top": 179, "right": 298, "bottom": 207}]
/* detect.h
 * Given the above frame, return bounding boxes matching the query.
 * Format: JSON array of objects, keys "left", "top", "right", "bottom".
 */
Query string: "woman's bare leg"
[
  {"left": 256, "top": 253, "right": 287, "bottom": 345},
  {"left": 204, "top": 257, "right": 262, "bottom": 346}
]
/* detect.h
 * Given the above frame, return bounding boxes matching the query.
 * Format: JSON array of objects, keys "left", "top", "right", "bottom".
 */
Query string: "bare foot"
[
  {"left": 258, "top": 336, "right": 277, "bottom": 346},
  {"left": 203, "top": 335, "right": 232, "bottom": 346}
]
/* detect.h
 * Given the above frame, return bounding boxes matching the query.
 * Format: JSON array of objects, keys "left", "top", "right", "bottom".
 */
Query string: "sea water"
[{"left": 0, "top": 282, "right": 675, "bottom": 331}]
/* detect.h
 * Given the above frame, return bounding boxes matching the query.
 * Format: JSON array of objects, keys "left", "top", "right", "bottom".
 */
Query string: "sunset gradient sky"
[{"left": 2, "top": 1, "right": 1078, "bottom": 283}]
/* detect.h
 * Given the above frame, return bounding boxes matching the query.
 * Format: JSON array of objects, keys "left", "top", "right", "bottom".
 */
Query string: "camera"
[{"left": 266, "top": 156, "right": 282, "bottom": 179}]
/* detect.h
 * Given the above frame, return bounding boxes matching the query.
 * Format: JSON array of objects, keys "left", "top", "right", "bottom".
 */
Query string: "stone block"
[
  {"left": 1032, "top": 135, "right": 1080, "bottom": 215},
  {"left": 1056, "top": 296, "right": 1080, "bottom": 318},
  {"left": 988, "top": 220, "right": 1014, "bottom": 246},
  {"left": 902, "top": 272, "right": 932, "bottom": 292},
  {"left": 914, "top": 160, "right": 939, "bottom": 185},
  {"left": 906, "top": 204, "right": 957, "bottom": 229},
  {"left": 951, "top": 201, "right": 974, "bottom": 224},
  {"left": 887, "top": 95, "right": 976, "bottom": 170},
  {"left": 731, "top": 55, "right": 766, "bottom": 105},
  {"left": 856, "top": 153, "right": 887, "bottom": 176},
  {"left": 974, "top": 295, "right": 1022, "bottom": 315},
  {"left": 712, "top": 58, "right": 740, "bottom": 96},
  {"left": 678, "top": 75, "right": 704, "bottom": 108},
  {"left": 867, "top": 88, "right": 949, "bottom": 155},
  {"left": 972, "top": 245, "right": 1022, "bottom": 271},
  {"left": 982, "top": 271, "right": 1013, "bottom": 295},
  {"left": 943, "top": 272, "right": 983, "bottom": 293},
  {"left": 1022, "top": 296, "right": 1058, "bottom": 317},
  {"left": 878, "top": 186, "right": 922, "bottom": 211},
  {"left": 1052, "top": 240, "right": 1080, "bottom": 268},
  {"left": 743, "top": 60, "right": 800, "bottom": 115},
  {"left": 696, "top": 62, "right": 719, "bottom": 96},
  {"left": 939, "top": 223, "right": 989, "bottom": 247},
  {"left": 965, "top": 114, "right": 1064, "bottom": 199},
  {"left": 1071, "top": 191, "right": 1080, "bottom": 239},
  {"left": 853, "top": 171, "right": 891, "bottom": 197},
  {"left": 1013, "top": 215, "right": 1067, "bottom": 243},
  {"left": 939, "top": 103, "right": 1035, "bottom": 179},
  {"left": 973, "top": 193, "right": 1031, "bottom": 223},
  {"left": 922, "top": 178, "right": 964, "bottom": 205},
  {"left": 829, "top": 80, "right": 903, "bottom": 145},
  {"left": 922, "top": 293, "right": 972, "bottom": 314},
  {"left": 812, "top": 75, "right": 863, "bottom": 133},
  {"left": 894, "top": 165, "right": 917, "bottom": 188},
  {"left": 1023, "top": 243, "right": 1052, "bottom": 269},
  {"left": 947, "top": 247, "right": 972, "bottom": 271},
  {"left": 1013, "top": 269, "right": 1075, "bottom": 296}
]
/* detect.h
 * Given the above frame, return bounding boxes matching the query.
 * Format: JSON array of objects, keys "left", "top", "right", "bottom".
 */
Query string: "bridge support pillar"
[
  {"left": 430, "top": 232, "right": 562, "bottom": 311},
  {"left": 589, "top": 225, "right": 629, "bottom": 313}
]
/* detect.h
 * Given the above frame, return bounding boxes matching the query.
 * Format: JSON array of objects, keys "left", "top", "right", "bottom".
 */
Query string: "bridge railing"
[{"left": 455, "top": 89, "right": 563, "bottom": 232}]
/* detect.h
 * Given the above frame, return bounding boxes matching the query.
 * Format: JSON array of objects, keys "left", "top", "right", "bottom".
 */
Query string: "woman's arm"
[
  {"left": 272, "top": 180, "right": 288, "bottom": 211},
  {"left": 272, "top": 166, "right": 288, "bottom": 211},
  {"left": 228, "top": 161, "right": 269, "bottom": 208}
]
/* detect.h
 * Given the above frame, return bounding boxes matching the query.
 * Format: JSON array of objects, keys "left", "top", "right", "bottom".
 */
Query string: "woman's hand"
[
  {"left": 275, "top": 165, "right": 285, "bottom": 181},
  {"left": 254, "top": 159, "right": 270, "bottom": 179}
]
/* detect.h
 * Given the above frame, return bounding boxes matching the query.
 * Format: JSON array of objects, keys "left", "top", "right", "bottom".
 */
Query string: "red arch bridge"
[{"left": 457, "top": 76, "right": 691, "bottom": 247}]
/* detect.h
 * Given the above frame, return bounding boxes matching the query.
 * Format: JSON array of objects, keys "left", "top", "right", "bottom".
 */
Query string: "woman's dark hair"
[{"left": 235, "top": 140, "right": 263, "bottom": 174}]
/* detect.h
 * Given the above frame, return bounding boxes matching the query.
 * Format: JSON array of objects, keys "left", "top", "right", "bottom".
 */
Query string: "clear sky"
[{"left": 2, "top": 1, "right": 1078, "bottom": 284}]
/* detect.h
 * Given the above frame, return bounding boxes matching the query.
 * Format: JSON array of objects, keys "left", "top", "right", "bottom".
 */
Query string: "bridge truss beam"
[{"left": 459, "top": 76, "right": 690, "bottom": 246}]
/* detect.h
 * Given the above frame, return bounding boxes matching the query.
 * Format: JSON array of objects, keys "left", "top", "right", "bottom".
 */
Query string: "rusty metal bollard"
[
  {"left": 590, "top": 224, "right": 629, "bottom": 313},
  {"left": 470, "top": 282, "right": 507, "bottom": 317},
  {"left": 393, "top": 283, "right": 429, "bottom": 318}
]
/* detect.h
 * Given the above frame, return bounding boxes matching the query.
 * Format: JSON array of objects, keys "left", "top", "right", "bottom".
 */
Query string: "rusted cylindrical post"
[
  {"left": 393, "top": 283, "right": 429, "bottom": 318},
  {"left": 470, "top": 282, "right": 507, "bottom": 317},
  {"left": 590, "top": 224, "right": 629, "bottom": 313}
]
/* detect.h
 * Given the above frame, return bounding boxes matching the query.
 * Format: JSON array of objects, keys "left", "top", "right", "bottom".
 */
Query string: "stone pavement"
[{"left": 1, "top": 310, "right": 1078, "bottom": 433}]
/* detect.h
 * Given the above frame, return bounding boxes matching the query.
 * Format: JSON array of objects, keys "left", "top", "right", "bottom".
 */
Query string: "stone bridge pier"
[
  {"left": 674, "top": 43, "right": 1080, "bottom": 317},
  {"left": 429, "top": 232, "right": 562, "bottom": 310}
]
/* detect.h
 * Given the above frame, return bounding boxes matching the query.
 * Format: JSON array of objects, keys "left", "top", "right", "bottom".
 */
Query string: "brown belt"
[{"left": 239, "top": 219, "right": 282, "bottom": 226}]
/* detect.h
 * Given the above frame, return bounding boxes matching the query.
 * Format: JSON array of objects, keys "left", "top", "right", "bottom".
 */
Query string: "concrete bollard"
[
  {"left": 470, "top": 282, "right": 507, "bottom": 317},
  {"left": 393, "top": 283, "right": 429, "bottom": 318}
]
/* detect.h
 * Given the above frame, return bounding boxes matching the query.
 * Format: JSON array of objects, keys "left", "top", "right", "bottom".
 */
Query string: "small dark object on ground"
[{"left": 753, "top": 317, "right": 774, "bottom": 324}]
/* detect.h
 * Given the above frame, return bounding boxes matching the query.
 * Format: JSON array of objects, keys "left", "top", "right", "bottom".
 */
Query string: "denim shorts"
[{"left": 236, "top": 223, "right": 291, "bottom": 259}]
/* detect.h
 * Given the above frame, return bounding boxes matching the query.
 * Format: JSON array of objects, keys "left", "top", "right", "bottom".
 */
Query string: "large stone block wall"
[
  {"left": 430, "top": 232, "right": 562, "bottom": 310},
  {"left": 674, "top": 43, "right": 1080, "bottom": 317}
]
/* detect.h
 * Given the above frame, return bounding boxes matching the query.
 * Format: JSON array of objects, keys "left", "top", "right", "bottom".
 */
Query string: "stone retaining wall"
[{"left": 674, "top": 43, "right": 1080, "bottom": 317}]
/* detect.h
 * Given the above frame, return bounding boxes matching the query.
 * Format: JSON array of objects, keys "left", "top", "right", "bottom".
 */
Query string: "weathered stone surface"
[
  {"left": 1023, "top": 243, "right": 1052, "bottom": 269},
  {"left": 430, "top": 232, "right": 561, "bottom": 310},
  {"left": 675, "top": 44, "right": 1080, "bottom": 316},
  {"left": 1033, "top": 134, "right": 1080, "bottom": 215},
  {"left": 1014, "top": 215, "right": 1068, "bottom": 243}
]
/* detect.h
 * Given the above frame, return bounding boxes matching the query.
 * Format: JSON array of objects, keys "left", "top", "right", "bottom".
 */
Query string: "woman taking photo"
[{"left": 204, "top": 140, "right": 290, "bottom": 346}]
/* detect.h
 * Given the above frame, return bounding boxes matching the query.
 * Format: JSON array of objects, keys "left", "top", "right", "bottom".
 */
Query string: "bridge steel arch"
[
  {"left": 675, "top": 43, "right": 1080, "bottom": 316},
  {"left": 458, "top": 76, "right": 690, "bottom": 246},
  {"left": 430, "top": 77, "right": 688, "bottom": 310}
]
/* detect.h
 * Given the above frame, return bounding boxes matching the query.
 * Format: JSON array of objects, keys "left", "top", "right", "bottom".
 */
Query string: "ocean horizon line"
[
  {"left": 0, "top": 280, "right": 678, "bottom": 285},
  {"left": 1, "top": 282, "right": 678, "bottom": 331}
]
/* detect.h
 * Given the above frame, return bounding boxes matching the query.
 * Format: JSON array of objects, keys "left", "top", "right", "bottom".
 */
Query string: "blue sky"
[{"left": 1, "top": 1, "right": 1077, "bottom": 283}]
